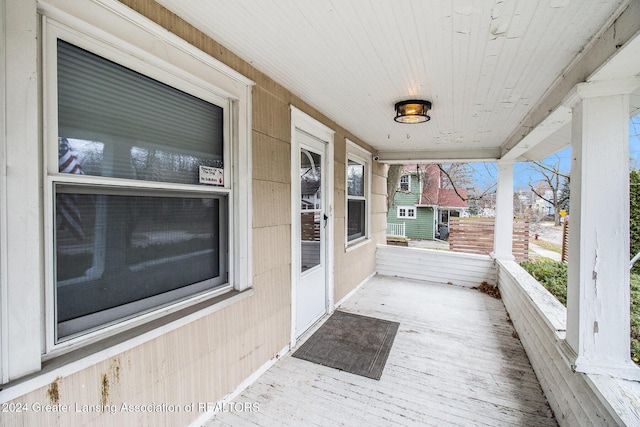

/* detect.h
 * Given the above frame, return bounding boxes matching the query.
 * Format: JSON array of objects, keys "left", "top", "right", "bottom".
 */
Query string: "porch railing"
[
  {"left": 386, "top": 222, "right": 406, "bottom": 238},
  {"left": 377, "top": 244, "right": 496, "bottom": 288}
]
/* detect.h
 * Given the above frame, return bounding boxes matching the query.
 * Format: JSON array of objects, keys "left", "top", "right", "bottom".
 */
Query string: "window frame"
[
  {"left": 42, "top": 13, "right": 253, "bottom": 355},
  {"left": 345, "top": 140, "right": 371, "bottom": 248},
  {"left": 397, "top": 205, "right": 417, "bottom": 219},
  {"left": 399, "top": 174, "right": 411, "bottom": 192}
]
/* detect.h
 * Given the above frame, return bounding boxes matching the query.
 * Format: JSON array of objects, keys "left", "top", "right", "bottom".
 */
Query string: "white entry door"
[{"left": 295, "top": 129, "right": 327, "bottom": 337}]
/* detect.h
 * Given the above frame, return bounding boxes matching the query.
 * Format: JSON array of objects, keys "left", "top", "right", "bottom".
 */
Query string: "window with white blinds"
[
  {"left": 52, "top": 39, "right": 230, "bottom": 343},
  {"left": 57, "top": 40, "right": 224, "bottom": 184}
]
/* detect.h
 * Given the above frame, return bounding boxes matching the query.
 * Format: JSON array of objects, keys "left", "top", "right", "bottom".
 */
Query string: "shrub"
[
  {"left": 631, "top": 275, "right": 640, "bottom": 363},
  {"left": 631, "top": 171, "right": 640, "bottom": 274},
  {"left": 520, "top": 259, "right": 640, "bottom": 365},
  {"left": 520, "top": 259, "right": 568, "bottom": 305}
]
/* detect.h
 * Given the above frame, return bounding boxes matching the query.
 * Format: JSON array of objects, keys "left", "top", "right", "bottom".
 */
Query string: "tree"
[
  {"left": 558, "top": 177, "right": 570, "bottom": 213},
  {"left": 386, "top": 164, "right": 404, "bottom": 211},
  {"left": 528, "top": 156, "right": 570, "bottom": 226},
  {"left": 438, "top": 163, "right": 496, "bottom": 207},
  {"left": 385, "top": 162, "right": 497, "bottom": 214}
]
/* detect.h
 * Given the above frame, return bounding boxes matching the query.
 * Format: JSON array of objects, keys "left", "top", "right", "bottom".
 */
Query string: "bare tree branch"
[
  {"left": 438, "top": 164, "right": 495, "bottom": 201},
  {"left": 531, "top": 159, "right": 570, "bottom": 180},
  {"left": 527, "top": 156, "right": 570, "bottom": 225}
]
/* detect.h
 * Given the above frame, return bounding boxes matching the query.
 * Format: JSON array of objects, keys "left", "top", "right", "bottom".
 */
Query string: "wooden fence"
[
  {"left": 449, "top": 218, "right": 530, "bottom": 261},
  {"left": 561, "top": 217, "right": 569, "bottom": 263}
]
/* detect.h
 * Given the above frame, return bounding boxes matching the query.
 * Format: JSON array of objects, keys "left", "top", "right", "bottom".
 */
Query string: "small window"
[
  {"left": 399, "top": 175, "right": 410, "bottom": 191},
  {"left": 52, "top": 40, "right": 230, "bottom": 342},
  {"left": 397, "top": 206, "right": 416, "bottom": 219},
  {"left": 347, "top": 160, "right": 366, "bottom": 242},
  {"left": 346, "top": 142, "right": 370, "bottom": 245}
]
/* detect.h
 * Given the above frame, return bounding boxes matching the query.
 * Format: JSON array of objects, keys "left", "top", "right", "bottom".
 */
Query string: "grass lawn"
[{"left": 529, "top": 237, "right": 562, "bottom": 254}]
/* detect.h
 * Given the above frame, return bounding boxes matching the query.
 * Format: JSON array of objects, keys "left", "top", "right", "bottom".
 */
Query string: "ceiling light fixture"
[{"left": 394, "top": 100, "right": 432, "bottom": 124}]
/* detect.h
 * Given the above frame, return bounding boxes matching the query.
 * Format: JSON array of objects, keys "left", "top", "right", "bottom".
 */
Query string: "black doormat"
[{"left": 292, "top": 311, "right": 399, "bottom": 380}]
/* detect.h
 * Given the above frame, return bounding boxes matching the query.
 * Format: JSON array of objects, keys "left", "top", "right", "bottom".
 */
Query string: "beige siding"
[
  {"left": 1, "top": 1, "right": 383, "bottom": 425},
  {"left": 333, "top": 139, "right": 387, "bottom": 305}
]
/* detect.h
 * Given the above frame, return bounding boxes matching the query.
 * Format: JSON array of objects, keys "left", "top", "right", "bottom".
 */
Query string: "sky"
[{"left": 469, "top": 116, "right": 640, "bottom": 191}]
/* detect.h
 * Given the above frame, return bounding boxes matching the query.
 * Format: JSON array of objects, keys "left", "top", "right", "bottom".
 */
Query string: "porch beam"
[
  {"left": 491, "top": 160, "right": 515, "bottom": 261},
  {"left": 500, "top": 106, "right": 572, "bottom": 162},
  {"left": 565, "top": 79, "right": 640, "bottom": 379},
  {"left": 500, "top": 1, "right": 640, "bottom": 161},
  {"left": 376, "top": 148, "right": 500, "bottom": 164}
]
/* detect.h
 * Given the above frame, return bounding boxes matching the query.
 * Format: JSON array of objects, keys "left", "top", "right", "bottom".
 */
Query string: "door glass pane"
[{"left": 300, "top": 149, "right": 321, "bottom": 272}]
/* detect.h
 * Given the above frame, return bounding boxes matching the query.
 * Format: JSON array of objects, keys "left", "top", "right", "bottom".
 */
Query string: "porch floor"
[{"left": 205, "top": 275, "right": 557, "bottom": 426}]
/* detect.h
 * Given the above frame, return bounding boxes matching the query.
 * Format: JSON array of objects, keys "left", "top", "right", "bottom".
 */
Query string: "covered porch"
[
  {"left": 2, "top": 1, "right": 640, "bottom": 426},
  {"left": 208, "top": 272, "right": 557, "bottom": 427},
  {"left": 207, "top": 245, "right": 640, "bottom": 426}
]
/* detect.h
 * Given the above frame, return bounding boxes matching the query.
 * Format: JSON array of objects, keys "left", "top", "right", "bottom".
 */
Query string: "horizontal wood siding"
[
  {"left": 418, "top": 207, "right": 435, "bottom": 239},
  {"left": 449, "top": 218, "right": 529, "bottom": 261},
  {"left": 333, "top": 134, "right": 388, "bottom": 306},
  {"left": 497, "top": 260, "right": 617, "bottom": 427},
  {"left": 376, "top": 245, "right": 496, "bottom": 287},
  {"left": 396, "top": 207, "right": 432, "bottom": 240}
]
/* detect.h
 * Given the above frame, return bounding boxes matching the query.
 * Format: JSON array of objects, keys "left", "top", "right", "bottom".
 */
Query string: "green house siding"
[{"left": 387, "top": 174, "right": 435, "bottom": 239}]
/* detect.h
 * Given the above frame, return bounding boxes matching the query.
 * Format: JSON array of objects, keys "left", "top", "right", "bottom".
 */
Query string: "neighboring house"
[
  {"left": 514, "top": 189, "right": 535, "bottom": 218},
  {"left": 536, "top": 188, "right": 555, "bottom": 216},
  {"left": 387, "top": 165, "right": 467, "bottom": 240},
  {"left": 528, "top": 184, "right": 556, "bottom": 218}
]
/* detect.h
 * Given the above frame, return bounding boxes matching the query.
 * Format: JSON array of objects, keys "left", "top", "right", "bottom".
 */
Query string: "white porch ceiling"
[{"left": 155, "top": 0, "right": 639, "bottom": 162}]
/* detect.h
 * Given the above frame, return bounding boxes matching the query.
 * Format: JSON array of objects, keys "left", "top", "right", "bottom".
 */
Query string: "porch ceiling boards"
[
  {"left": 206, "top": 275, "right": 557, "bottom": 426},
  {"left": 155, "top": 0, "right": 636, "bottom": 162}
]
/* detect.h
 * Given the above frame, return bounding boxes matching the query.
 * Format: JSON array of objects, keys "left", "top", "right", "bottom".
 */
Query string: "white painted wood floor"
[{"left": 205, "top": 275, "right": 557, "bottom": 426}]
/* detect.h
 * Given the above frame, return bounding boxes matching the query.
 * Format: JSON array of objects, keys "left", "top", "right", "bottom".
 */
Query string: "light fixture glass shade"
[{"left": 394, "top": 100, "right": 432, "bottom": 124}]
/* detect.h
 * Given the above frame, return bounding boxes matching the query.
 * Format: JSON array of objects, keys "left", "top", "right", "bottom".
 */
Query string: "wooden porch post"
[
  {"left": 565, "top": 79, "right": 640, "bottom": 379},
  {"left": 492, "top": 160, "right": 515, "bottom": 260}
]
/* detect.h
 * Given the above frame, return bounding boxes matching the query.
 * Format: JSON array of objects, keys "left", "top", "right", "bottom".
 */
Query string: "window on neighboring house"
[
  {"left": 50, "top": 38, "right": 233, "bottom": 343},
  {"left": 346, "top": 142, "right": 370, "bottom": 245},
  {"left": 399, "top": 174, "right": 410, "bottom": 191},
  {"left": 397, "top": 206, "right": 416, "bottom": 219}
]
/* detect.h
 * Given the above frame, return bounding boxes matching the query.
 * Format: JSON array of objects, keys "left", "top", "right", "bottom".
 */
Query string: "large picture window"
[{"left": 51, "top": 39, "right": 230, "bottom": 342}]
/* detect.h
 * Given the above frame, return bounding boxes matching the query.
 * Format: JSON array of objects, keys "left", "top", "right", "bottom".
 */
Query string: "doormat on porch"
[{"left": 292, "top": 310, "right": 399, "bottom": 380}]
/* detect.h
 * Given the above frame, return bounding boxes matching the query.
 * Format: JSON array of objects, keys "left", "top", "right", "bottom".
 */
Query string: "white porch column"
[
  {"left": 492, "top": 160, "right": 515, "bottom": 260},
  {"left": 565, "top": 79, "right": 640, "bottom": 378}
]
